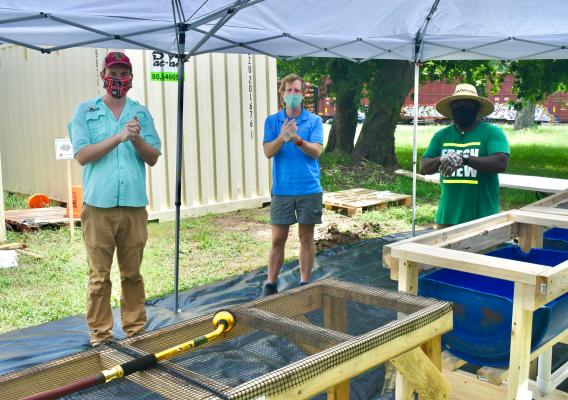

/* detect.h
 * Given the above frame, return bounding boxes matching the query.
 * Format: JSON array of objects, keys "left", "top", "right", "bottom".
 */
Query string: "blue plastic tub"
[
  {"left": 418, "top": 246, "right": 568, "bottom": 367},
  {"left": 544, "top": 228, "right": 568, "bottom": 251}
]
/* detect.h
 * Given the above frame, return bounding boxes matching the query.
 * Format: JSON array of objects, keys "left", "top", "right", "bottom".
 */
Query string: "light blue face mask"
[{"left": 284, "top": 94, "right": 303, "bottom": 110}]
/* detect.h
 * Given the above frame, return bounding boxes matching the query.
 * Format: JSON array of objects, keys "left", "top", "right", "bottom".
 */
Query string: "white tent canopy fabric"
[
  {"left": 1, "top": 0, "right": 567, "bottom": 310},
  {"left": 1, "top": 0, "right": 567, "bottom": 61}
]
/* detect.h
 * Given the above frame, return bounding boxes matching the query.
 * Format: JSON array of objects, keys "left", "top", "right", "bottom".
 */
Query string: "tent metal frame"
[
  {"left": 0, "top": 0, "right": 566, "bottom": 308},
  {"left": 2, "top": 2, "right": 568, "bottom": 398}
]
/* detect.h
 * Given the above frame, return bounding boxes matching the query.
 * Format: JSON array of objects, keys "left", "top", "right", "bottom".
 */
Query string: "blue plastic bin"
[
  {"left": 418, "top": 246, "right": 568, "bottom": 367},
  {"left": 544, "top": 228, "right": 568, "bottom": 251}
]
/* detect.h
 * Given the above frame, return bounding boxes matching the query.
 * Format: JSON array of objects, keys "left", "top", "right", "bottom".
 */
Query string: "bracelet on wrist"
[{"left": 295, "top": 138, "right": 304, "bottom": 146}]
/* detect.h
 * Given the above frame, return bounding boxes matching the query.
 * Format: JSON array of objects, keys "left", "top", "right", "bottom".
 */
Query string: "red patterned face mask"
[{"left": 103, "top": 76, "right": 132, "bottom": 99}]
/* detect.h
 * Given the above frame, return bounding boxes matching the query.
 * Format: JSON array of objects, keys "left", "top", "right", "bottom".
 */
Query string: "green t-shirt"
[{"left": 422, "top": 122, "right": 510, "bottom": 225}]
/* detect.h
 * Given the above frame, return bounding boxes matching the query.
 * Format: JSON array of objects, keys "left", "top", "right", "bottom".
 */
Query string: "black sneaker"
[
  {"left": 262, "top": 283, "right": 278, "bottom": 297},
  {"left": 91, "top": 338, "right": 115, "bottom": 348}
]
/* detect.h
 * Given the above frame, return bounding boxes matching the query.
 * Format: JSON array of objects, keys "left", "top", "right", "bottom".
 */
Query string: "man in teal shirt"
[
  {"left": 70, "top": 52, "right": 161, "bottom": 346},
  {"left": 420, "top": 84, "right": 510, "bottom": 227}
]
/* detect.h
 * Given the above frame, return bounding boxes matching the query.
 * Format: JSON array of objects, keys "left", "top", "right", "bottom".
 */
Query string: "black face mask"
[{"left": 452, "top": 107, "right": 478, "bottom": 128}]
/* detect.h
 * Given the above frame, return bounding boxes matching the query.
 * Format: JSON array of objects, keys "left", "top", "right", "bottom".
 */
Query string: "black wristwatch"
[{"left": 461, "top": 154, "right": 470, "bottom": 166}]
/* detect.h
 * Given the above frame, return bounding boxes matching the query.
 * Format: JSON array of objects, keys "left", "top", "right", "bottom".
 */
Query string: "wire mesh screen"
[{"left": 0, "top": 278, "right": 452, "bottom": 400}]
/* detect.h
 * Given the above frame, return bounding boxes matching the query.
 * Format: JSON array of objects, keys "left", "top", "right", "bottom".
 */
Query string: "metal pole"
[
  {"left": 412, "top": 63, "right": 419, "bottom": 236},
  {"left": 173, "top": 27, "right": 186, "bottom": 313}
]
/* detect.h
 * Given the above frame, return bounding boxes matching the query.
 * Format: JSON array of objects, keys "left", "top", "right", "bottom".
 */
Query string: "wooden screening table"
[
  {"left": 0, "top": 279, "right": 452, "bottom": 400},
  {"left": 383, "top": 196, "right": 568, "bottom": 400}
]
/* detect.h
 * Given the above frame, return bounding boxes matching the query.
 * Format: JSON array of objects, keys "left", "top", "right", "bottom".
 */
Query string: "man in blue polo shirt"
[
  {"left": 69, "top": 51, "right": 161, "bottom": 346},
  {"left": 262, "top": 74, "right": 324, "bottom": 296}
]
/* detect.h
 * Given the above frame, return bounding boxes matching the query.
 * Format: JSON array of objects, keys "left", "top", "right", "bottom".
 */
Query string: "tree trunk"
[
  {"left": 354, "top": 61, "right": 414, "bottom": 168},
  {"left": 325, "top": 88, "right": 359, "bottom": 153},
  {"left": 325, "top": 59, "right": 363, "bottom": 154},
  {"left": 513, "top": 101, "right": 536, "bottom": 130}
]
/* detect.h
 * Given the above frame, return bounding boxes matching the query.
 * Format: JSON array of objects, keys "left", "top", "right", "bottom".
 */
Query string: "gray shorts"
[{"left": 270, "top": 192, "right": 323, "bottom": 225}]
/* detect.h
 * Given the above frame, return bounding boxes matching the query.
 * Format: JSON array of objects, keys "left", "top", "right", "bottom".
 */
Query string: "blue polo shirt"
[
  {"left": 69, "top": 97, "right": 161, "bottom": 208},
  {"left": 263, "top": 108, "right": 324, "bottom": 195}
]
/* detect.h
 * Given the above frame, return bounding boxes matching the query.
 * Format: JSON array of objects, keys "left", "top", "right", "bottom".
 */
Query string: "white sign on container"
[
  {"left": 55, "top": 138, "right": 74, "bottom": 160},
  {"left": 148, "top": 50, "right": 185, "bottom": 82}
]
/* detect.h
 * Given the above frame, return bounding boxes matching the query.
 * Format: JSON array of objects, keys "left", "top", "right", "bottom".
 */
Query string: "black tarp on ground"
[{"left": 1, "top": 230, "right": 566, "bottom": 398}]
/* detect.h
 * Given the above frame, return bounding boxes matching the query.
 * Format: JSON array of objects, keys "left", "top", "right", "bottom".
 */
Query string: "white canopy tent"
[{"left": 1, "top": 0, "right": 568, "bottom": 312}]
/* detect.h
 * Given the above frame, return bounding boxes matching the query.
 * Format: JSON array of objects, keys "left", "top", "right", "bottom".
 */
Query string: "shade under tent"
[{"left": 1, "top": 0, "right": 567, "bottom": 310}]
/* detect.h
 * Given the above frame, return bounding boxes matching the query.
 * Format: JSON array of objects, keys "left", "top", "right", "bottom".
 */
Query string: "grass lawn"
[{"left": 1, "top": 123, "right": 567, "bottom": 333}]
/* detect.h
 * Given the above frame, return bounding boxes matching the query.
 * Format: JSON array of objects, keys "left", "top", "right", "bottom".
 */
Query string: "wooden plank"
[
  {"left": 531, "top": 327, "right": 568, "bottom": 360},
  {"left": 227, "top": 312, "right": 453, "bottom": 400},
  {"left": 445, "top": 369, "right": 568, "bottom": 400},
  {"left": 396, "top": 259, "right": 419, "bottom": 400},
  {"left": 327, "top": 380, "right": 350, "bottom": 400},
  {"left": 442, "top": 351, "right": 467, "bottom": 372},
  {"left": 526, "top": 189, "right": 568, "bottom": 208},
  {"left": 518, "top": 223, "right": 544, "bottom": 252},
  {"left": 323, "top": 188, "right": 411, "bottom": 216},
  {"left": 390, "top": 347, "right": 451, "bottom": 400},
  {"left": 421, "top": 335, "right": 442, "bottom": 371},
  {"left": 383, "top": 212, "right": 513, "bottom": 271},
  {"left": 477, "top": 366, "right": 508, "bottom": 385},
  {"left": 398, "top": 259, "right": 419, "bottom": 295},
  {"left": 522, "top": 205, "right": 568, "bottom": 217},
  {"left": 231, "top": 309, "right": 353, "bottom": 350},
  {"left": 4, "top": 207, "right": 72, "bottom": 231},
  {"left": 512, "top": 210, "right": 568, "bottom": 229},
  {"left": 411, "top": 172, "right": 568, "bottom": 194},
  {"left": 388, "top": 221, "right": 518, "bottom": 280},
  {"left": 323, "top": 294, "right": 348, "bottom": 334},
  {"left": 395, "top": 372, "right": 415, "bottom": 400},
  {"left": 247, "top": 285, "right": 323, "bottom": 317},
  {"left": 443, "top": 221, "right": 518, "bottom": 254},
  {"left": 507, "top": 283, "right": 534, "bottom": 400},
  {"left": 538, "top": 259, "right": 568, "bottom": 305},
  {"left": 391, "top": 243, "right": 545, "bottom": 285},
  {"left": 321, "top": 280, "right": 426, "bottom": 315}
]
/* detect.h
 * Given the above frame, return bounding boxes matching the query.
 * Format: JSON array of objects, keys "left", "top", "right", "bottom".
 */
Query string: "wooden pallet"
[
  {"left": 4, "top": 207, "right": 74, "bottom": 232},
  {"left": 323, "top": 188, "right": 411, "bottom": 216}
]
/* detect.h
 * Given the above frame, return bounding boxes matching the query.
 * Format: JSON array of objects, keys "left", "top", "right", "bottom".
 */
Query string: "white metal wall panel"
[
  {"left": 0, "top": 152, "right": 5, "bottom": 242},
  {"left": 227, "top": 55, "right": 245, "bottom": 201},
  {"left": 0, "top": 46, "right": 277, "bottom": 221}
]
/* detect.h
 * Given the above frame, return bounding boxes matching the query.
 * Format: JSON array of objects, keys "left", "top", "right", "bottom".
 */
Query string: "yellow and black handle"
[{"left": 23, "top": 311, "right": 235, "bottom": 400}]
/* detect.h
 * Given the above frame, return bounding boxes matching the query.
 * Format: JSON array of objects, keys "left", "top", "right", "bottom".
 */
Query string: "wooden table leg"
[
  {"left": 327, "top": 380, "right": 350, "bottom": 400},
  {"left": 517, "top": 223, "right": 543, "bottom": 252},
  {"left": 507, "top": 282, "right": 533, "bottom": 400},
  {"left": 396, "top": 259, "right": 419, "bottom": 400}
]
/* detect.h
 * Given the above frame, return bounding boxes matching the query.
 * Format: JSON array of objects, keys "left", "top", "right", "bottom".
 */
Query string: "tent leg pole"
[
  {"left": 173, "top": 27, "right": 187, "bottom": 313},
  {"left": 411, "top": 63, "right": 419, "bottom": 236}
]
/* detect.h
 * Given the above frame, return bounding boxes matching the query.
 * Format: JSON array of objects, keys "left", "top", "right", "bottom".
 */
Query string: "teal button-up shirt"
[{"left": 69, "top": 97, "right": 161, "bottom": 208}]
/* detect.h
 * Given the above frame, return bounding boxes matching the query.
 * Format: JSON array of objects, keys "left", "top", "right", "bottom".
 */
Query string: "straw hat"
[{"left": 436, "top": 83, "right": 494, "bottom": 118}]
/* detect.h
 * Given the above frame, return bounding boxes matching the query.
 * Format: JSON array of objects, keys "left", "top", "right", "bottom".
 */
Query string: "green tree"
[
  {"left": 511, "top": 60, "right": 568, "bottom": 102},
  {"left": 511, "top": 60, "right": 568, "bottom": 129},
  {"left": 277, "top": 58, "right": 366, "bottom": 154},
  {"left": 354, "top": 60, "right": 414, "bottom": 167},
  {"left": 325, "top": 59, "right": 368, "bottom": 154}
]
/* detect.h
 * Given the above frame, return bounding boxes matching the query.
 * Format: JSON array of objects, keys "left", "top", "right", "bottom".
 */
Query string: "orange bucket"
[
  {"left": 28, "top": 194, "right": 50, "bottom": 208},
  {"left": 65, "top": 186, "right": 82, "bottom": 218}
]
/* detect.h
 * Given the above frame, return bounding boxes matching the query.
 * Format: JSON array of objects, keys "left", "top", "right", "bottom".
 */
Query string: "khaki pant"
[{"left": 81, "top": 205, "right": 148, "bottom": 344}]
